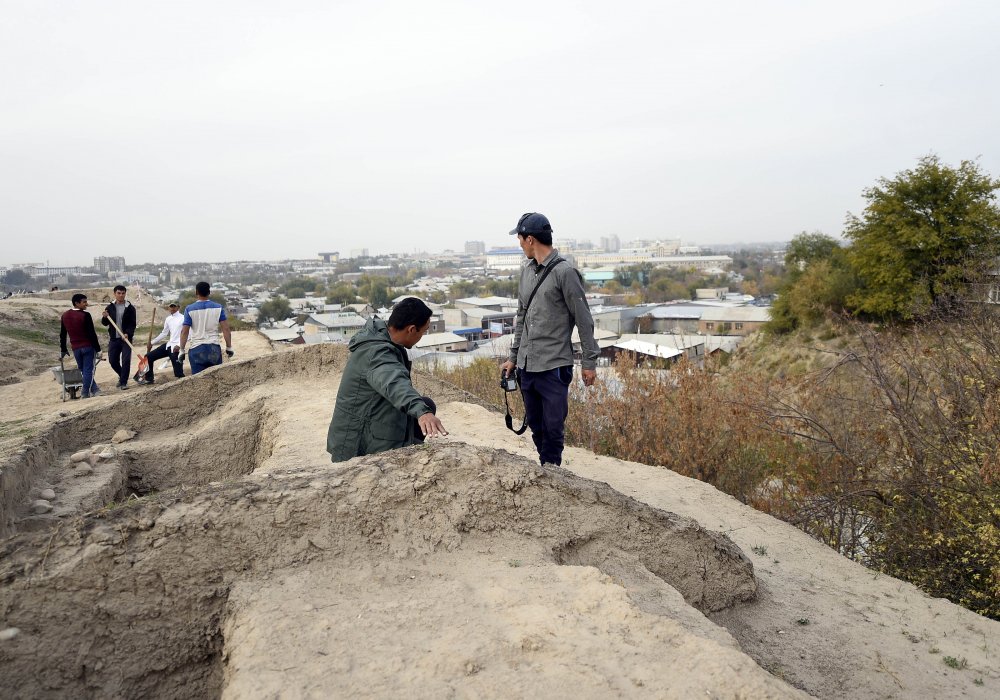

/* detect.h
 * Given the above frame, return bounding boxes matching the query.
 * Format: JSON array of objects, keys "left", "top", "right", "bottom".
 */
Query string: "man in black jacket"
[{"left": 101, "top": 284, "right": 137, "bottom": 390}]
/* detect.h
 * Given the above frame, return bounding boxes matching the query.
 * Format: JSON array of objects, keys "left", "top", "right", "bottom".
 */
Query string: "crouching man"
[{"left": 327, "top": 297, "right": 447, "bottom": 462}]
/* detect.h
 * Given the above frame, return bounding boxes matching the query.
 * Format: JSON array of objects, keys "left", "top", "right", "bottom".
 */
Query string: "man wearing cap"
[
  {"left": 136, "top": 302, "right": 186, "bottom": 384},
  {"left": 500, "top": 212, "right": 600, "bottom": 467}
]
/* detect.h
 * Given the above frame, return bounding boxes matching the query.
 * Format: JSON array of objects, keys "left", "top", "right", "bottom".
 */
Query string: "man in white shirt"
[{"left": 136, "top": 302, "right": 186, "bottom": 384}]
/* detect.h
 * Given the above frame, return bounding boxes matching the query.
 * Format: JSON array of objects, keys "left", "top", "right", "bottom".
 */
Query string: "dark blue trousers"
[{"left": 520, "top": 366, "right": 573, "bottom": 466}]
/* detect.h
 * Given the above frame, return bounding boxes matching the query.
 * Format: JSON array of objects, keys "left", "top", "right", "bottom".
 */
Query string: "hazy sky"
[{"left": 2, "top": 0, "right": 998, "bottom": 266}]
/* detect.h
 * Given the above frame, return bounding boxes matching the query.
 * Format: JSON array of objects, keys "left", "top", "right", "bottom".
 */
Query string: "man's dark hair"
[
  {"left": 387, "top": 297, "right": 432, "bottom": 330},
  {"left": 528, "top": 230, "right": 553, "bottom": 246},
  {"left": 195, "top": 281, "right": 211, "bottom": 297},
  {"left": 113, "top": 284, "right": 127, "bottom": 293},
  {"left": 71, "top": 293, "right": 87, "bottom": 306}
]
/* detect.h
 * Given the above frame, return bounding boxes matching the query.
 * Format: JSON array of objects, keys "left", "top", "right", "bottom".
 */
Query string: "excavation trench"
[{"left": 0, "top": 442, "right": 759, "bottom": 699}]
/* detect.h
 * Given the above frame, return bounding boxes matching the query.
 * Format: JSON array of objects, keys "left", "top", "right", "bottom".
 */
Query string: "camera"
[{"left": 499, "top": 368, "right": 519, "bottom": 392}]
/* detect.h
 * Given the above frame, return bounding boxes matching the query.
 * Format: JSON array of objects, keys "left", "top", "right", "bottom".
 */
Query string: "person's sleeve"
[
  {"left": 183, "top": 309, "right": 192, "bottom": 327},
  {"left": 59, "top": 318, "right": 68, "bottom": 355},
  {"left": 101, "top": 305, "right": 110, "bottom": 327},
  {"left": 150, "top": 318, "right": 169, "bottom": 346},
  {"left": 561, "top": 268, "right": 600, "bottom": 371},
  {"left": 218, "top": 306, "right": 227, "bottom": 322},
  {"left": 509, "top": 273, "right": 525, "bottom": 364},
  {"left": 85, "top": 314, "right": 101, "bottom": 351},
  {"left": 365, "top": 347, "right": 431, "bottom": 419}
]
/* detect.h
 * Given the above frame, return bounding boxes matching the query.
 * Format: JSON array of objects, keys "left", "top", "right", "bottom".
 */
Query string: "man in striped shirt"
[{"left": 177, "top": 281, "right": 233, "bottom": 375}]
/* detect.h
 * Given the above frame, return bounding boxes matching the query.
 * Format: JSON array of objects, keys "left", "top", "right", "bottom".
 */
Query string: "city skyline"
[{"left": 3, "top": 1, "right": 998, "bottom": 266}]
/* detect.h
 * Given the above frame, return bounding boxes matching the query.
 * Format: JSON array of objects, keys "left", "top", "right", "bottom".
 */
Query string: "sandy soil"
[{"left": 0, "top": 313, "right": 997, "bottom": 699}]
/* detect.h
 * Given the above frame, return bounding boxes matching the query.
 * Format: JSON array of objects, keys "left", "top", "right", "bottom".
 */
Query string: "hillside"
[{"left": 0, "top": 296, "right": 996, "bottom": 698}]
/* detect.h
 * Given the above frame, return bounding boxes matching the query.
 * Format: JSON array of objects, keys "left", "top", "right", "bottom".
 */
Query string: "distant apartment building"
[
  {"left": 698, "top": 306, "right": 771, "bottom": 336},
  {"left": 348, "top": 248, "right": 370, "bottom": 259},
  {"left": 93, "top": 256, "right": 126, "bottom": 274},
  {"left": 464, "top": 241, "right": 486, "bottom": 256},
  {"left": 318, "top": 252, "right": 340, "bottom": 264},
  {"left": 485, "top": 248, "right": 524, "bottom": 271},
  {"left": 599, "top": 235, "right": 621, "bottom": 252}
]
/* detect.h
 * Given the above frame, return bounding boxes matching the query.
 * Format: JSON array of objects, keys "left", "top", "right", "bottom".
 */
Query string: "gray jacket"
[{"left": 508, "top": 248, "right": 600, "bottom": 372}]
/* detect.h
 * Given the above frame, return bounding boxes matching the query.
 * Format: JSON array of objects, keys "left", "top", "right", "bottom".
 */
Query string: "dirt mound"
[
  {"left": 2, "top": 340, "right": 997, "bottom": 698},
  {"left": 0, "top": 441, "right": 781, "bottom": 698}
]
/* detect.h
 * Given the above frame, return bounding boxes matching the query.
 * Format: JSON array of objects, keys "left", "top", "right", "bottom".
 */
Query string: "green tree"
[
  {"left": 846, "top": 156, "right": 1000, "bottom": 319},
  {"left": 767, "top": 232, "right": 856, "bottom": 333},
  {"left": 258, "top": 296, "right": 292, "bottom": 323},
  {"left": 448, "top": 280, "right": 478, "bottom": 300},
  {"left": 2, "top": 269, "right": 32, "bottom": 286},
  {"left": 326, "top": 283, "right": 357, "bottom": 306},
  {"left": 278, "top": 277, "right": 318, "bottom": 296}
]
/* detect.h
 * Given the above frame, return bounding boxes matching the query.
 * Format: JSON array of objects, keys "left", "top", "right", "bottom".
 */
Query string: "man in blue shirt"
[{"left": 177, "top": 281, "right": 233, "bottom": 375}]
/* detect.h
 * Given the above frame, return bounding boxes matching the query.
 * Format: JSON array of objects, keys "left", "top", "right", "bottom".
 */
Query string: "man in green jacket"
[{"left": 327, "top": 297, "right": 448, "bottom": 462}]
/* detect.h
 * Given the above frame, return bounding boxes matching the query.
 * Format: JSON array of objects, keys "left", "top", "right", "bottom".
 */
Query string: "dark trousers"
[
  {"left": 143, "top": 343, "right": 185, "bottom": 382},
  {"left": 520, "top": 366, "right": 573, "bottom": 466},
  {"left": 108, "top": 336, "right": 132, "bottom": 387}
]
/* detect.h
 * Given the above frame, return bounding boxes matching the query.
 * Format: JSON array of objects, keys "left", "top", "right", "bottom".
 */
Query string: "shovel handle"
[{"left": 104, "top": 315, "right": 144, "bottom": 359}]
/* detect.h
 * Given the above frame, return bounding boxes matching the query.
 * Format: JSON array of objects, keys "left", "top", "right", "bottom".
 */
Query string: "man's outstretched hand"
[
  {"left": 418, "top": 413, "right": 448, "bottom": 438},
  {"left": 581, "top": 368, "right": 597, "bottom": 387}
]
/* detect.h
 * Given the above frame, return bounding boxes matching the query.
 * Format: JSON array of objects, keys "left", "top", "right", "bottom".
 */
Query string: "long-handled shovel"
[
  {"left": 135, "top": 307, "right": 156, "bottom": 376},
  {"left": 104, "top": 314, "right": 146, "bottom": 365}
]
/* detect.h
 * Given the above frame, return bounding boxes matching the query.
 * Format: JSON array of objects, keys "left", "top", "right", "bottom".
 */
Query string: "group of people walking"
[{"left": 59, "top": 281, "right": 233, "bottom": 398}]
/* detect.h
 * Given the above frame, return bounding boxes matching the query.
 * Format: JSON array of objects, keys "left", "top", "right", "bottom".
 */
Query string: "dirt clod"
[
  {"left": 112, "top": 429, "right": 136, "bottom": 444},
  {"left": 30, "top": 500, "right": 52, "bottom": 514}
]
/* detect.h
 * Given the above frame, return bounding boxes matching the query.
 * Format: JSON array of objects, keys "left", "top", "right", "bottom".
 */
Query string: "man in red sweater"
[{"left": 59, "top": 293, "right": 102, "bottom": 398}]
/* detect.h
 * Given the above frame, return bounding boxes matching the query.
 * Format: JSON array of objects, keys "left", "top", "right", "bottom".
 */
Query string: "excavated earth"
[{"left": 0, "top": 338, "right": 997, "bottom": 699}]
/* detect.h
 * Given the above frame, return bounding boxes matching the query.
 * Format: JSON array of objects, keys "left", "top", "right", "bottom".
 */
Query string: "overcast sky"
[{"left": 2, "top": 0, "right": 998, "bottom": 266}]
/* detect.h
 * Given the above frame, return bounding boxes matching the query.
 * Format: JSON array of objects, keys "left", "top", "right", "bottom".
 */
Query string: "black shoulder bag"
[{"left": 502, "top": 258, "right": 563, "bottom": 434}]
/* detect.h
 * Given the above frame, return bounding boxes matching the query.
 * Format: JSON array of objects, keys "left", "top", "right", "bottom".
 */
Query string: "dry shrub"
[
  {"left": 762, "top": 306, "right": 1000, "bottom": 618},
  {"left": 427, "top": 357, "right": 510, "bottom": 415},
  {"left": 564, "top": 353, "right": 796, "bottom": 505}
]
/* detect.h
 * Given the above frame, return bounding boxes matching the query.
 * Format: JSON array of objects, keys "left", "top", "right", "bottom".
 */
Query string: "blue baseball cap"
[{"left": 509, "top": 212, "right": 553, "bottom": 237}]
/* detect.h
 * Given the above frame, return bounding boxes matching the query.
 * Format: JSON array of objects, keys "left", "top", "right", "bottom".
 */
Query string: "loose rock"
[
  {"left": 31, "top": 499, "right": 53, "bottom": 514},
  {"left": 70, "top": 450, "right": 91, "bottom": 463},
  {"left": 112, "top": 429, "right": 137, "bottom": 444},
  {"left": 74, "top": 466, "right": 94, "bottom": 477},
  {"left": 0, "top": 628, "right": 20, "bottom": 641},
  {"left": 39, "top": 488, "right": 56, "bottom": 501},
  {"left": 99, "top": 448, "right": 117, "bottom": 460}
]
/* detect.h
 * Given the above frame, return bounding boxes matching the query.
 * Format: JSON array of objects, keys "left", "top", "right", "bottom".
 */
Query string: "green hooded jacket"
[{"left": 326, "top": 317, "right": 432, "bottom": 462}]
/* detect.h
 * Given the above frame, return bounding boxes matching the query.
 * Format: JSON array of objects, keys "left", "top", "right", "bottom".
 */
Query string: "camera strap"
[
  {"left": 503, "top": 383, "right": 528, "bottom": 434},
  {"left": 505, "top": 257, "right": 564, "bottom": 435}
]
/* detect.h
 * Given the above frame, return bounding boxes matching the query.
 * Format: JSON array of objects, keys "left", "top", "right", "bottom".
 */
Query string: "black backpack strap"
[{"left": 509, "top": 257, "right": 564, "bottom": 358}]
